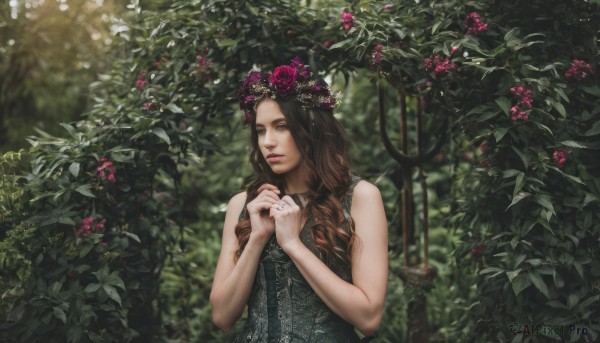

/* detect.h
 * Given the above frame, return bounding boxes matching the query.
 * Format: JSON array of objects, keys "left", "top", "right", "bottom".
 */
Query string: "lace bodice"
[{"left": 235, "top": 176, "right": 362, "bottom": 343}]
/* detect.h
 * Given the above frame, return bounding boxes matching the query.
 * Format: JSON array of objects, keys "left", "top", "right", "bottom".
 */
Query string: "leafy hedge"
[{"left": 1, "top": 0, "right": 599, "bottom": 342}]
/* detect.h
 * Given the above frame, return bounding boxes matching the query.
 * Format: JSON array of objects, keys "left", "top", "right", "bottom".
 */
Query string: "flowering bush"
[{"left": 1, "top": 1, "right": 599, "bottom": 343}]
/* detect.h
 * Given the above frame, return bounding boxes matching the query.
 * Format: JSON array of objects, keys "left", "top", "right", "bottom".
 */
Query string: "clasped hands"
[{"left": 246, "top": 183, "right": 303, "bottom": 252}]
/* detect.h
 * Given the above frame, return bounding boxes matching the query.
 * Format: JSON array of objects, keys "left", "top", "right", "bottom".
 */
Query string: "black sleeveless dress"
[{"left": 235, "top": 176, "right": 362, "bottom": 343}]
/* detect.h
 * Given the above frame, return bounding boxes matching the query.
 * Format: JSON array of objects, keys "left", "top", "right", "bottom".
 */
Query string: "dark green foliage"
[{"left": 1, "top": 0, "right": 599, "bottom": 342}]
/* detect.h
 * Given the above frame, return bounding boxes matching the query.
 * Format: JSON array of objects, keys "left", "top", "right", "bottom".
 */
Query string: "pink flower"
[
  {"left": 424, "top": 54, "right": 457, "bottom": 77},
  {"left": 565, "top": 59, "right": 593, "bottom": 82},
  {"left": 465, "top": 12, "right": 488, "bottom": 35},
  {"left": 323, "top": 39, "right": 336, "bottom": 49},
  {"left": 553, "top": 148, "right": 569, "bottom": 167},
  {"left": 76, "top": 216, "right": 106, "bottom": 237},
  {"left": 370, "top": 44, "right": 384, "bottom": 69},
  {"left": 136, "top": 73, "right": 148, "bottom": 88},
  {"left": 450, "top": 47, "right": 459, "bottom": 55},
  {"left": 269, "top": 65, "right": 297, "bottom": 94},
  {"left": 96, "top": 157, "right": 116, "bottom": 183},
  {"left": 383, "top": 4, "right": 393, "bottom": 11},
  {"left": 192, "top": 53, "right": 212, "bottom": 82},
  {"left": 341, "top": 11, "right": 354, "bottom": 32},
  {"left": 509, "top": 85, "right": 533, "bottom": 121}
]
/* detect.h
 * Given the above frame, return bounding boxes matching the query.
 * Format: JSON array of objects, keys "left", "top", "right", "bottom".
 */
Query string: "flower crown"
[{"left": 238, "top": 57, "right": 339, "bottom": 125}]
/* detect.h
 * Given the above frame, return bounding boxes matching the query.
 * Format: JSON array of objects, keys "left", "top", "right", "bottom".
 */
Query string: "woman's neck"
[{"left": 283, "top": 170, "right": 308, "bottom": 195}]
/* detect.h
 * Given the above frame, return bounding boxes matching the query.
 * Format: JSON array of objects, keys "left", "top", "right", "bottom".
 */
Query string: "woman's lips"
[{"left": 266, "top": 154, "right": 283, "bottom": 163}]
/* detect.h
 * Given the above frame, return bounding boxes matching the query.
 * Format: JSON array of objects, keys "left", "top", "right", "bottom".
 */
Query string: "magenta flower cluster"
[
  {"left": 424, "top": 54, "right": 457, "bottom": 77},
  {"left": 553, "top": 148, "right": 570, "bottom": 167},
  {"left": 192, "top": 52, "right": 213, "bottom": 82},
  {"left": 565, "top": 59, "right": 593, "bottom": 82},
  {"left": 96, "top": 157, "right": 116, "bottom": 183},
  {"left": 341, "top": 11, "right": 354, "bottom": 32},
  {"left": 238, "top": 57, "right": 336, "bottom": 125},
  {"left": 509, "top": 85, "right": 533, "bottom": 121},
  {"left": 76, "top": 216, "right": 106, "bottom": 237},
  {"left": 370, "top": 44, "right": 384, "bottom": 69},
  {"left": 136, "top": 73, "right": 148, "bottom": 88},
  {"left": 465, "top": 12, "right": 488, "bottom": 35}
]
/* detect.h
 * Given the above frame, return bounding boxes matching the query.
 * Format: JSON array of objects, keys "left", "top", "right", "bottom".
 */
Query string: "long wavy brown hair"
[{"left": 234, "top": 97, "right": 356, "bottom": 269}]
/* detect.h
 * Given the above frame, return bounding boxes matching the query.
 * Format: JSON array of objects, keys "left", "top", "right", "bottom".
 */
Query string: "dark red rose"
[{"left": 269, "top": 66, "right": 297, "bottom": 94}]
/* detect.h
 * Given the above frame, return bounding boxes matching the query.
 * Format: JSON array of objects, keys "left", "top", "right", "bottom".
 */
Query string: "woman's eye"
[
  {"left": 276, "top": 124, "right": 288, "bottom": 130},
  {"left": 256, "top": 129, "right": 265, "bottom": 135}
]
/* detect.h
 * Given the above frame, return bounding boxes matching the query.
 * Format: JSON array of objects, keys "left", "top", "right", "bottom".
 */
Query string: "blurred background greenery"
[{"left": 1, "top": 0, "right": 598, "bottom": 342}]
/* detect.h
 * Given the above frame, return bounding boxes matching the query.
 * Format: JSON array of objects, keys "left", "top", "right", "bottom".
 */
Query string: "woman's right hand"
[{"left": 246, "top": 184, "right": 280, "bottom": 241}]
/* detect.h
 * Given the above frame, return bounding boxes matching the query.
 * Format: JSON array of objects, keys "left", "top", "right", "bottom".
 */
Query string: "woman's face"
[{"left": 255, "top": 98, "right": 303, "bottom": 175}]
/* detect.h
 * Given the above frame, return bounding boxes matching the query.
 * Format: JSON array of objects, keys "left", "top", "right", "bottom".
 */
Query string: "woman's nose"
[{"left": 263, "top": 130, "right": 276, "bottom": 148}]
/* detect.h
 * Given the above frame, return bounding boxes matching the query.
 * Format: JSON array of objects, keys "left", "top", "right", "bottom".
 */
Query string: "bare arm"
[
  {"left": 209, "top": 186, "right": 280, "bottom": 332},
  {"left": 275, "top": 181, "right": 388, "bottom": 336}
]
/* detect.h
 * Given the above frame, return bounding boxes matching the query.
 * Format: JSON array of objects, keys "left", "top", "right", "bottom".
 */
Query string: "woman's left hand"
[{"left": 270, "top": 195, "right": 303, "bottom": 252}]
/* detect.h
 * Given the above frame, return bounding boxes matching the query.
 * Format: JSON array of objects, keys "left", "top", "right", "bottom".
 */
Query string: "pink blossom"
[
  {"left": 384, "top": 4, "right": 393, "bottom": 11},
  {"left": 136, "top": 73, "right": 148, "bottom": 88},
  {"left": 450, "top": 47, "right": 459, "bottom": 55},
  {"left": 424, "top": 54, "right": 457, "bottom": 77},
  {"left": 76, "top": 216, "right": 106, "bottom": 237},
  {"left": 96, "top": 157, "right": 116, "bottom": 183},
  {"left": 565, "top": 59, "right": 593, "bottom": 82},
  {"left": 370, "top": 44, "right": 384, "bottom": 69},
  {"left": 341, "top": 11, "right": 354, "bottom": 32},
  {"left": 465, "top": 12, "right": 488, "bottom": 35},
  {"left": 553, "top": 148, "right": 569, "bottom": 167},
  {"left": 192, "top": 53, "right": 212, "bottom": 82},
  {"left": 509, "top": 85, "right": 533, "bottom": 121}
]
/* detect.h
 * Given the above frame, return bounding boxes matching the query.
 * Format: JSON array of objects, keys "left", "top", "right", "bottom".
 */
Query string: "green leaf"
[
  {"left": 552, "top": 101, "right": 566, "bottom": 118},
  {"left": 510, "top": 146, "right": 529, "bottom": 169},
  {"left": 84, "top": 283, "right": 101, "bottom": 293},
  {"left": 58, "top": 216, "right": 76, "bottom": 226},
  {"left": 151, "top": 128, "right": 171, "bottom": 145},
  {"left": 506, "top": 269, "right": 522, "bottom": 282},
  {"left": 123, "top": 232, "right": 141, "bottom": 244},
  {"left": 529, "top": 271, "right": 549, "bottom": 298},
  {"left": 511, "top": 273, "right": 531, "bottom": 296},
  {"left": 75, "top": 185, "right": 96, "bottom": 198},
  {"left": 164, "top": 103, "right": 184, "bottom": 114},
  {"left": 67, "top": 326, "right": 83, "bottom": 343},
  {"left": 69, "top": 162, "right": 80, "bottom": 177},
  {"left": 583, "top": 121, "right": 600, "bottom": 136},
  {"left": 581, "top": 85, "right": 600, "bottom": 96},
  {"left": 533, "top": 194, "right": 555, "bottom": 215},
  {"left": 106, "top": 272, "right": 126, "bottom": 291},
  {"left": 506, "top": 192, "right": 531, "bottom": 210},
  {"left": 103, "top": 284, "right": 122, "bottom": 307},
  {"left": 567, "top": 293, "right": 579, "bottom": 309},
  {"left": 494, "top": 127, "right": 510, "bottom": 142},
  {"left": 495, "top": 97, "right": 511, "bottom": 115},
  {"left": 513, "top": 172, "right": 525, "bottom": 197},
  {"left": 53, "top": 306, "right": 67, "bottom": 324},
  {"left": 559, "top": 140, "right": 588, "bottom": 149}
]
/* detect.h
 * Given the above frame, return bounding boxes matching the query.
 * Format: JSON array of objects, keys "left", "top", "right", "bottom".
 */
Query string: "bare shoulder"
[
  {"left": 352, "top": 180, "right": 382, "bottom": 202},
  {"left": 229, "top": 191, "right": 247, "bottom": 208}
]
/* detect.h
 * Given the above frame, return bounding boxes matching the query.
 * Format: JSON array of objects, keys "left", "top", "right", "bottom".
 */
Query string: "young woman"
[{"left": 210, "top": 58, "right": 388, "bottom": 342}]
